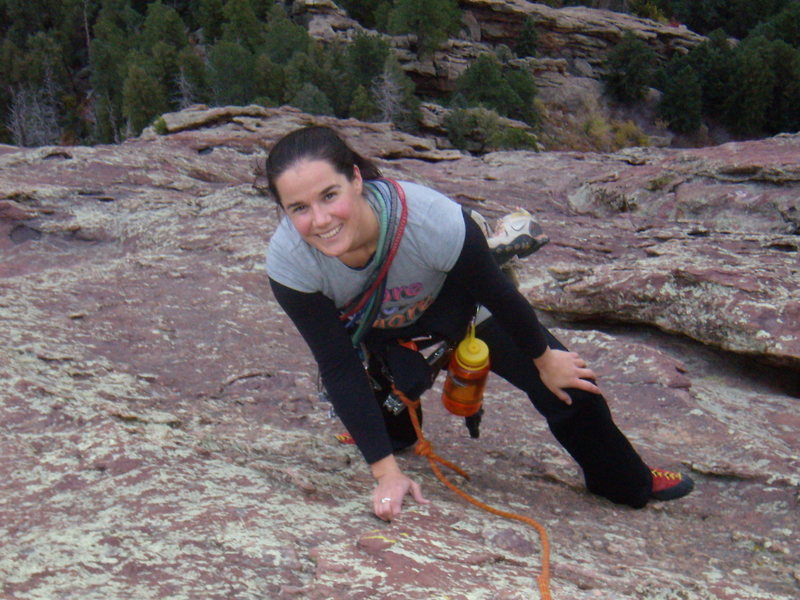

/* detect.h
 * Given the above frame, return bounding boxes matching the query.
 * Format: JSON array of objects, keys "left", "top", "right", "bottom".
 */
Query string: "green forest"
[{"left": 1, "top": 0, "right": 798, "bottom": 148}]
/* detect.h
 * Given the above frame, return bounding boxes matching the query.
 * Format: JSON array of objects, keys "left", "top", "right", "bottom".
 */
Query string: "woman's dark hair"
[{"left": 262, "top": 126, "right": 382, "bottom": 204}]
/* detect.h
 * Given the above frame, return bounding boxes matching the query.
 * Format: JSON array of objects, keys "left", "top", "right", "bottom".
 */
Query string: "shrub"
[
  {"left": 445, "top": 107, "right": 538, "bottom": 153},
  {"left": 489, "top": 127, "right": 539, "bottom": 151},
  {"left": 349, "top": 85, "right": 379, "bottom": 121},
  {"left": 582, "top": 115, "right": 650, "bottom": 151},
  {"left": 445, "top": 107, "right": 501, "bottom": 152}
]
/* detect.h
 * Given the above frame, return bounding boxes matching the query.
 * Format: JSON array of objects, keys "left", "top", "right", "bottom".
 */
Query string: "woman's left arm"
[{"left": 448, "top": 212, "right": 600, "bottom": 402}]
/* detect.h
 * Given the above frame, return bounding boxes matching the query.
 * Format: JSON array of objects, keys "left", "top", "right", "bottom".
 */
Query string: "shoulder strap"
[{"left": 340, "top": 179, "right": 408, "bottom": 345}]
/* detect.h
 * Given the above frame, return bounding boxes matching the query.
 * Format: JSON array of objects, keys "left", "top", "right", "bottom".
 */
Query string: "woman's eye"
[
  {"left": 324, "top": 191, "right": 337, "bottom": 202},
  {"left": 290, "top": 205, "right": 307, "bottom": 214}
]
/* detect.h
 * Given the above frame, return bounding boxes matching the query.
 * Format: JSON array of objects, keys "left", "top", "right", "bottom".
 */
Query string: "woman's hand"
[
  {"left": 533, "top": 347, "right": 600, "bottom": 405},
  {"left": 370, "top": 455, "right": 430, "bottom": 521}
]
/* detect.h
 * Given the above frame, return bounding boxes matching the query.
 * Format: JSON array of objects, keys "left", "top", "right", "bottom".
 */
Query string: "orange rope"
[{"left": 393, "top": 386, "right": 553, "bottom": 600}]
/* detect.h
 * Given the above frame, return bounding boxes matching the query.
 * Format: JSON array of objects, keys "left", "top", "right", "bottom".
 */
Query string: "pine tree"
[
  {"left": 347, "top": 31, "right": 391, "bottom": 89},
  {"left": 444, "top": 107, "right": 499, "bottom": 153},
  {"left": 263, "top": 4, "right": 310, "bottom": 64},
  {"left": 387, "top": 0, "right": 461, "bottom": 58},
  {"left": 657, "top": 60, "right": 702, "bottom": 133},
  {"left": 454, "top": 53, "right": 538, "bottom": 125},
  {"left": 140, "top": 1, "right": 188, "bottom": 53},
  {"left": 253, "top": 54, "right": 285, "bottom": 106},
  {"left": 514, "top": 16, "right": 538, "bottom": 58},
  {"left": 284, "top": 43, "right": 352, "bottom": 117},
  {"left": 89, "top": 1, "right": 141, "bottom": 141},
  {"left": 1, "top": 0, "right": 61, "bottom": 46},
  {"left": 198, "top": 0, "right": 226, "bottom": 43},
  {"left": 602, "top": 31, "right": 657, "bottom": 104},
  {"left": 315, "top": 42, "right": 353, "bottom": 117},
  {"left": 723, "top": 36, "right": 776, "bottom": 136},
  {"left": 504, "top": 68, "right": 539, "bottom": 125},
  {"left": 176, "top": 47, "right": 208, "bottom": 107},
  {"left": 222, "top": 0, "right": 266, "bottom": 52},
  {"left": 371, "top": 57, "right": 419, "bottom": 131},
  {"left": 723, "top": 0, "right": 789, "bottom": 40},
  {"left": 685, "top": 29, "right": 734, "bottom": 118},
  {"left": 749, "top": 1, "right": 800, "bottom": 46},
  {"left": 208, "top": 40, "right": 255, "bottom": 105},
  {"left": 20, "top": 31, "right": 70, "bottom": 92},
  {"left": 455, "top": 54, "right": 512, "bottom": 110},
  {"left": 122, "top": 63, "right": 168, "bottom": 134},
  {"left": 671, "top": 0, "right": 731, "bottom": 35},
  {"left": 290, "top": 82, "right": 334, "bottom": 116},
  {"left": 763, "top": 39, "right": 800, "bottom": 134}
]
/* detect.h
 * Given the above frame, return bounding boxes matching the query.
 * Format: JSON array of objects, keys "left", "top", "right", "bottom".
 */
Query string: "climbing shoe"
[
  {"left": 649, "top": 467, "right": 695, "bottom": 501},
  {"left": 469, "top": 209, "right": 493, "bottom": 238},
  {"left": 488, "top": 209, "right": 549, "bottom": 263}
]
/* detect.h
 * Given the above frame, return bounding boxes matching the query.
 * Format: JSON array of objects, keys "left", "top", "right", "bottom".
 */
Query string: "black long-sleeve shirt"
[{"left": 269, "top": 211, "right": 546, "bottom": 464}]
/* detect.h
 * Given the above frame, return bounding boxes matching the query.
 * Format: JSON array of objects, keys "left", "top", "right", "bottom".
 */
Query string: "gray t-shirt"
[{"left": 266, "top": 181, "right": 465, "bottom": 330}]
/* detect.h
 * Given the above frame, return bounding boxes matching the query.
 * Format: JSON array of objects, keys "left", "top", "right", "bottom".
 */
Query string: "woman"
[{"left": 264, "top": 126, "right": 693, "bottom": 521}]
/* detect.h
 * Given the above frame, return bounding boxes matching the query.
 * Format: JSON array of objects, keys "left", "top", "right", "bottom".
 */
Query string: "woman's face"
[{"left": 274, "top": 159, "right": 370, "bottom": 260}]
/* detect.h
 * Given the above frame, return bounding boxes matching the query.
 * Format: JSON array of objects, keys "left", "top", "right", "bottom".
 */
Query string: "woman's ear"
[{"left": 352, "top": 164, "right": 363, "bottom": 194}]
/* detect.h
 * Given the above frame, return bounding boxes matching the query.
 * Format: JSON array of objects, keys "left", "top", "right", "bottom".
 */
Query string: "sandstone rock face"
[
  {"left": 290, "top": 0, "right": 362, "bottom": 41},
  {"left": 1, "top": 108, "right": 797, "bottom": 599},
  {"left": 292, "top": 0, "right": 702, "bottom": 149},
  {"left": 461, "top": 0, "right": 706, "bottom": 65},
  {"left": 294, "top": 0, "right": 707, "bottom": 97},
  {"left": 400, "top": 134, "right": 800, "bottom": 367}
]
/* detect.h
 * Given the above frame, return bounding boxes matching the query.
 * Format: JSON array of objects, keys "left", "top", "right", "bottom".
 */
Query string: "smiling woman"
[
  {"left": 275, "top": 159, "right": 379, "bottom": 268},
  {"left": 262, "top": 125, "right": 694, "bottom": 522}
]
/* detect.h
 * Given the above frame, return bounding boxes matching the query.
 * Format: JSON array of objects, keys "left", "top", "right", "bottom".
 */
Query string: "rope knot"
[{"left": 414, "top": 439, "right": 433, "bottom": 457}]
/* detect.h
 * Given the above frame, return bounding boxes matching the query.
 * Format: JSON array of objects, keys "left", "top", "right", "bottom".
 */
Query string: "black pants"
[
  {"left": 369, "top": 276, "right": 652, "bottom": 508},
  {"left": 476, "top": 317, "right": 652, "bottom": 508}
]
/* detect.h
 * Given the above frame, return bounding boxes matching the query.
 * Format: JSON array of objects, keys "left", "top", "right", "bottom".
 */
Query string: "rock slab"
[{"left": 1, "top": 107, "right": 798, "bottom": 599}]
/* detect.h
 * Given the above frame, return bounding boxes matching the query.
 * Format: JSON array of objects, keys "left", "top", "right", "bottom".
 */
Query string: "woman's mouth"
[{"left": 317, "top": 224, "right": 343, "bottom": 240}]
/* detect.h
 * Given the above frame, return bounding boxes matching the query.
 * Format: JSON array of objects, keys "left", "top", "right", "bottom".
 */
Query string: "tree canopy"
[{"left": 0, "top": 0, "right": 798, "bottom": 145}]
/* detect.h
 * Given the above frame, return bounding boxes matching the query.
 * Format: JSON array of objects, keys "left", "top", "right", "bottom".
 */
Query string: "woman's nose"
[{"left": 310, "top": 202, "right": 331, "bottom": 227}]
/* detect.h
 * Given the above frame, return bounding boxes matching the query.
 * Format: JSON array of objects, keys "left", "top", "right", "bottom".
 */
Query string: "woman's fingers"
[
  {"left": 409, "top": 480, "right": 430, "bottom": 505},
  {"left": 573, "top": 377, "right": 601, "bottom": 395},
  {"left": 373, "top": 474, "right": 430, "bottom": 521},
  {"left": 375, "top": 495, "right": 398, "bottom": 521}
]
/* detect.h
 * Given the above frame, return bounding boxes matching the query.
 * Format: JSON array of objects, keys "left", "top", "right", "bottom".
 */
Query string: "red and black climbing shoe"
[{"left": 650, "top": 467, "right": 695, "bottom": 501}]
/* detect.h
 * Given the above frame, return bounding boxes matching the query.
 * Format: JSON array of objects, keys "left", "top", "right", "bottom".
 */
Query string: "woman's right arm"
[
  {"left": 269, "top": 277, "right": 394, "bottom": 464},
  {"left": 270, "top": 278, "right": 430, "bottom": 520}
]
